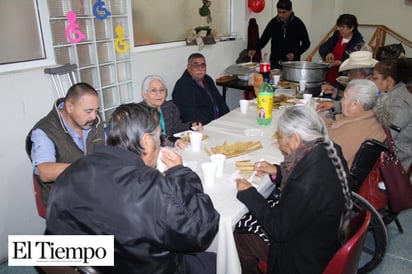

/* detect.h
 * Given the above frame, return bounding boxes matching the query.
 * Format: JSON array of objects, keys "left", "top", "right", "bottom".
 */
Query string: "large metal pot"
[{"left": 281, "top": 61, "right": 329, "bottom": 83}]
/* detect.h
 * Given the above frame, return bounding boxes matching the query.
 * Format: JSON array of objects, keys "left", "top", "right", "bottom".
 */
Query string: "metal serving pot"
[{"left": 281, "top": 61, "right": 329, "bottom": 83}]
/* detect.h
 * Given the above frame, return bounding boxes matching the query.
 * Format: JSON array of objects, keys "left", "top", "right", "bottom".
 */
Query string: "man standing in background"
[{"left": 248, "top": 0, "right": 310, "bottom": 69}]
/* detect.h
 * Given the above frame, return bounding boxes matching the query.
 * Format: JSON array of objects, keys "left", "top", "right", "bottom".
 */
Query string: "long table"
[{"left": 177, "top": 103, "right": 284, "bottom": 274}]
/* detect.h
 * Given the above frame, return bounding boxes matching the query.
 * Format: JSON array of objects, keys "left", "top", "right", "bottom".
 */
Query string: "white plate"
[
  {"left": 238, "top": 62, "right": 259, "bottom": 69},
  {"left": 237, "top": 75, "right": 249, "bottom": 81},
  {"left": 336, "top": 76, "right": 349, "bottom": 86},
  {"left": 173, "top": 130, "right": 193, "bottom": 138},
  {"left": 274, "top": 89, "right": 296, "bottom": 97}
]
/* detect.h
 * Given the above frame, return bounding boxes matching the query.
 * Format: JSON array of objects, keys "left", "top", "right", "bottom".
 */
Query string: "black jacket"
[
  {"left": 172, "top": 70, "right": 229, "bottom": 125},
  {"left": 319, "top": 29, "right": 365, "bottom": 61},
  {"left": 46, "top": 145, "right": 220, "bottom": 274},
  {"left": 238, "top": 144, "right": 347, "bottom": 274},
  {"left": 257, "top": 13, "right": 310, "bottom": 69}
]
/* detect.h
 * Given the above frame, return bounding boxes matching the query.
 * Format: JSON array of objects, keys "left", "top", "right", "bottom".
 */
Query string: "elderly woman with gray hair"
[
  {"left": 323, "top": 79, "right": 391, "bottom": 168},
  {"left": 235, "top": 105, "right": 352, "bottom": 274},
  {"left": 139, "top": 75, "right": 203, "bottom": 149}
]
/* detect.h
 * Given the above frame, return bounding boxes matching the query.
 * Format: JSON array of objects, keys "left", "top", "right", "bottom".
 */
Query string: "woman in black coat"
[{"left": 235, "top": 105, "right": 353, "bottom": 274}]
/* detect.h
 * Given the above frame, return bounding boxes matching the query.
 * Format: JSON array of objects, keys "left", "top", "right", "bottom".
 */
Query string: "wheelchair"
[{"left": 349, "top": 134, "right": 410, "bottom": 273}]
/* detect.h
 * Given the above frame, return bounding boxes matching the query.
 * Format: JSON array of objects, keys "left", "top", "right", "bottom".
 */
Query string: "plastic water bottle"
[{"left": 257, "top": 82, "right": 274, "bottom": 125}]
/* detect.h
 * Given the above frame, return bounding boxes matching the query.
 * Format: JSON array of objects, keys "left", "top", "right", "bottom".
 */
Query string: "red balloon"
[{"left": 248, "top": 0, "right": 265, "bottom": 13}]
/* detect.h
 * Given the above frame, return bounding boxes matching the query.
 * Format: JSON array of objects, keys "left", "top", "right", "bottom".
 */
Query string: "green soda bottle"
[{"left": 257, "top": 82, "right": 274, "bottom": 125}]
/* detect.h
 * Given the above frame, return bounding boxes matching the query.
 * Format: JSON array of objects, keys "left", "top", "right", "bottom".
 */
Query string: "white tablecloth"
[{"left": 177, "top": 104, "right": 284, "bottom": 274}]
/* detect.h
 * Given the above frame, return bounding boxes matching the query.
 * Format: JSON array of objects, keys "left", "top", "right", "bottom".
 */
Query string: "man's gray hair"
[{"left": 345, "top": 79, "right": 391, "bottom": 126}]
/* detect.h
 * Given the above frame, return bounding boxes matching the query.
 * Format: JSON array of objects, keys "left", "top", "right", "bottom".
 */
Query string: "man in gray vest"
[{"left": 26, "top": 82, "right": 105, "bottom": 207}]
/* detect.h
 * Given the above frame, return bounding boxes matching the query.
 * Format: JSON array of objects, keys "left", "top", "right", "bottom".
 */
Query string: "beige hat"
[{"left": 339, "top": 51, "right": 378, "bottom": 72}]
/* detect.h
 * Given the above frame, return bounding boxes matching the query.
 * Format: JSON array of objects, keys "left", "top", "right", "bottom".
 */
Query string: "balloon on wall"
[{"left": 248, "top": 0, "right": 265, "bottom": 13}]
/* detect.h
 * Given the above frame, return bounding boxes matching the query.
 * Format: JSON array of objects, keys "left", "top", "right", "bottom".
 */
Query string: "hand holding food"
[
  {"left": 174, "top": 139, "right": 187, "bottom": 150},
  {"left": 254, "top": 161, "right": 277, "bottom": 177},
  {"left": 235, "top": 178, "right": 253, "bottom": 191},
  {"left": 316, "top": 101, "right": 335, "bottom": 112},
  {"left": 325, "top": 53, "right": 335, "bottom": 63},
  {"left": 160, "top": 147, "right": 183, "bottom": 168}
]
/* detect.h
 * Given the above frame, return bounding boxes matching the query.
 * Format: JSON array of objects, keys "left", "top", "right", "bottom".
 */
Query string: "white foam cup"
[
  {"left": 239, "top": 99, "right": 249, "bottom": 114},
  {"left": 272, "top": 75, "right": 280, "bottom": 86},
  {"left": 303, "top": 93, "right": 312, "bottom": 105},
  {"left": 201, "top": 162, "right": 217, "bottom": 187},
  {"left": 210, "top": 153, "right": 226, "bottom": 177},
  {"left": 189, "top": 132, "right": 203, "bottom": 152}
]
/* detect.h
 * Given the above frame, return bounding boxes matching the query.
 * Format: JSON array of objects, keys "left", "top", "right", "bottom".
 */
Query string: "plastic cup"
[
  {"left": 201, "top": 162, "right": 217, "bottom": 187},
  {"left": 303, "top": 93, "right": 312, "bottom": 105},
  {"left": 189, "top": 132, "right": 203, "bottom": 152},
  {"left": 272, "top": 75, "right": 280, "bottom": 86},
  {"left": 239, "top": 99, "right": 249, "bottom": 114},
  {"left": 156, "top": 150, "right": 166, "bottom": 173},
  {"left": 210, "top": 154, "right": 226, "bottom": 177}
]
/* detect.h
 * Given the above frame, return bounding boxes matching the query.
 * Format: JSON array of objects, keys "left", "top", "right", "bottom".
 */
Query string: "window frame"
[
  {"left": 0, "top": 0, "right": 55, "bottom": 74},
  {"left": 127, "top": 0, "right": 233, "bottom": 53}
]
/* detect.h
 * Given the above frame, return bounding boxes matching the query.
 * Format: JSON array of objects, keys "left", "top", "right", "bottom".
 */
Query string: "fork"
[{"left": 248, "top": 158, "right": 264, "bottom": 182}]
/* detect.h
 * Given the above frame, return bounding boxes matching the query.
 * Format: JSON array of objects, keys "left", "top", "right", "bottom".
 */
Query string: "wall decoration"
[
  {"left": 65, "top": 11, "right": 86, "bottom": 43},
  {"left": 114, "top": 25, "right": 130, "bottom": 53},
  {"left": 248, "top": 0, "right": 265, "bottom": 13},
  {"left": 93, "top": 0, "right": 111, "bottom": 20}
]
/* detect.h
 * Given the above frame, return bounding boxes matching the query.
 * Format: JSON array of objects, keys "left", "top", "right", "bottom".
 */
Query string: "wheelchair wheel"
[{"left": 351, "top": 192, "right": 388, "bottom": 274}]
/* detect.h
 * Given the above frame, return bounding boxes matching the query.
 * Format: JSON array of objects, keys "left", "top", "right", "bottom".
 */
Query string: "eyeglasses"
[
  {"left": 190, "top": 63, "right": 207, "bottom": 69},
  {"left": 147, "top": 88, "right": 166, "bottom": 95}
]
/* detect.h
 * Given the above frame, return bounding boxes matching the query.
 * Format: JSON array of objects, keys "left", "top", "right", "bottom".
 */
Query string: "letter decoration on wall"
[
  {"left": 93, "top": 0, "right": 111, "bottom": 20},
  {"left": 65, "top": 11, "right": 86, "bottom": 43},
  {"left": 114, "top": 25, "right": 130, "bottom": 54}
]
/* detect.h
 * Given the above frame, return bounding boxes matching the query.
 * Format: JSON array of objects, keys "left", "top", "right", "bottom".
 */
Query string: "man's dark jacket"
[
  {"left": 46, "top": 145, "right": 220, "bottom": 274},
  {"left": 257, "top": 13, "right": 310, "bottom": 69},
  {"left": 172, "top": 70, "right": 230, "bottom": 125}
]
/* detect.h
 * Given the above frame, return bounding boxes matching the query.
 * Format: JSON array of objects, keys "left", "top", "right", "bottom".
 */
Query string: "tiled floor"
[{"left": 1, "top": 210, "right": 411, "bottom": 273}]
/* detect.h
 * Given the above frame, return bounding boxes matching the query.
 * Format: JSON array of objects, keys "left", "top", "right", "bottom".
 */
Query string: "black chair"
[
  {"left": 349, "top": 138, "right": 387, "bottom": 192},
  {"left": 349, "top": 135, "right": 407, "bottom": 273}
]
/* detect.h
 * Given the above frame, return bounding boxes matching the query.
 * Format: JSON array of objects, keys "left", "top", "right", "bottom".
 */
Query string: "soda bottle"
[
  {"left": 257, "top": 82, "right": 274, "bottom": 125},
  {"left": 259, "top": 52, "right": 271, "bottom": 83}
]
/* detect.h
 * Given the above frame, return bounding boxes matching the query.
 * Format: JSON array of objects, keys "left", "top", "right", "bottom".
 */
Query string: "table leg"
[{"left": 222, "top": 87, "right": 228, "bottom": 102}]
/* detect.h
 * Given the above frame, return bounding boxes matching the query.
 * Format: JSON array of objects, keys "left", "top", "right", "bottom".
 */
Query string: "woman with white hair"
[
  {"left": 323, "top": 79, "right": 390, "bottom": 167},
  {"left": 235, "top": 105, "right": 352, "bottom": 274},
  {"left": 139, "top": 75, "right": 203, "bottom": 149}
]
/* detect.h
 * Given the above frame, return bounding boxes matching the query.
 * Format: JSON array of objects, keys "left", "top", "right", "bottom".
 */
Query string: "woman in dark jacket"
[
  {"left": 235, "top": 105, "right": 353, "bottom": 274},
  {"left": 319, "top": 14, "right": 365, "bottom": 87}
]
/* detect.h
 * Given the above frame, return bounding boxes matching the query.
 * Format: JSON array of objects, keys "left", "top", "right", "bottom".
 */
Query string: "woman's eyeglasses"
[{"left": 147, "top": 88, "right": 166, "bottom": 95}]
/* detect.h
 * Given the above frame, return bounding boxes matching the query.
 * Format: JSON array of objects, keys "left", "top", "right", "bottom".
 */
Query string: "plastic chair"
[
  {"left": 33, "top": 175, "right": 47, "bottom": 218},
  {"left": 323, "top": 210, "right": 371, "bottom": 274},
  {"left": 258, "top": 210, "right": 371, "bottom": 274}
]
